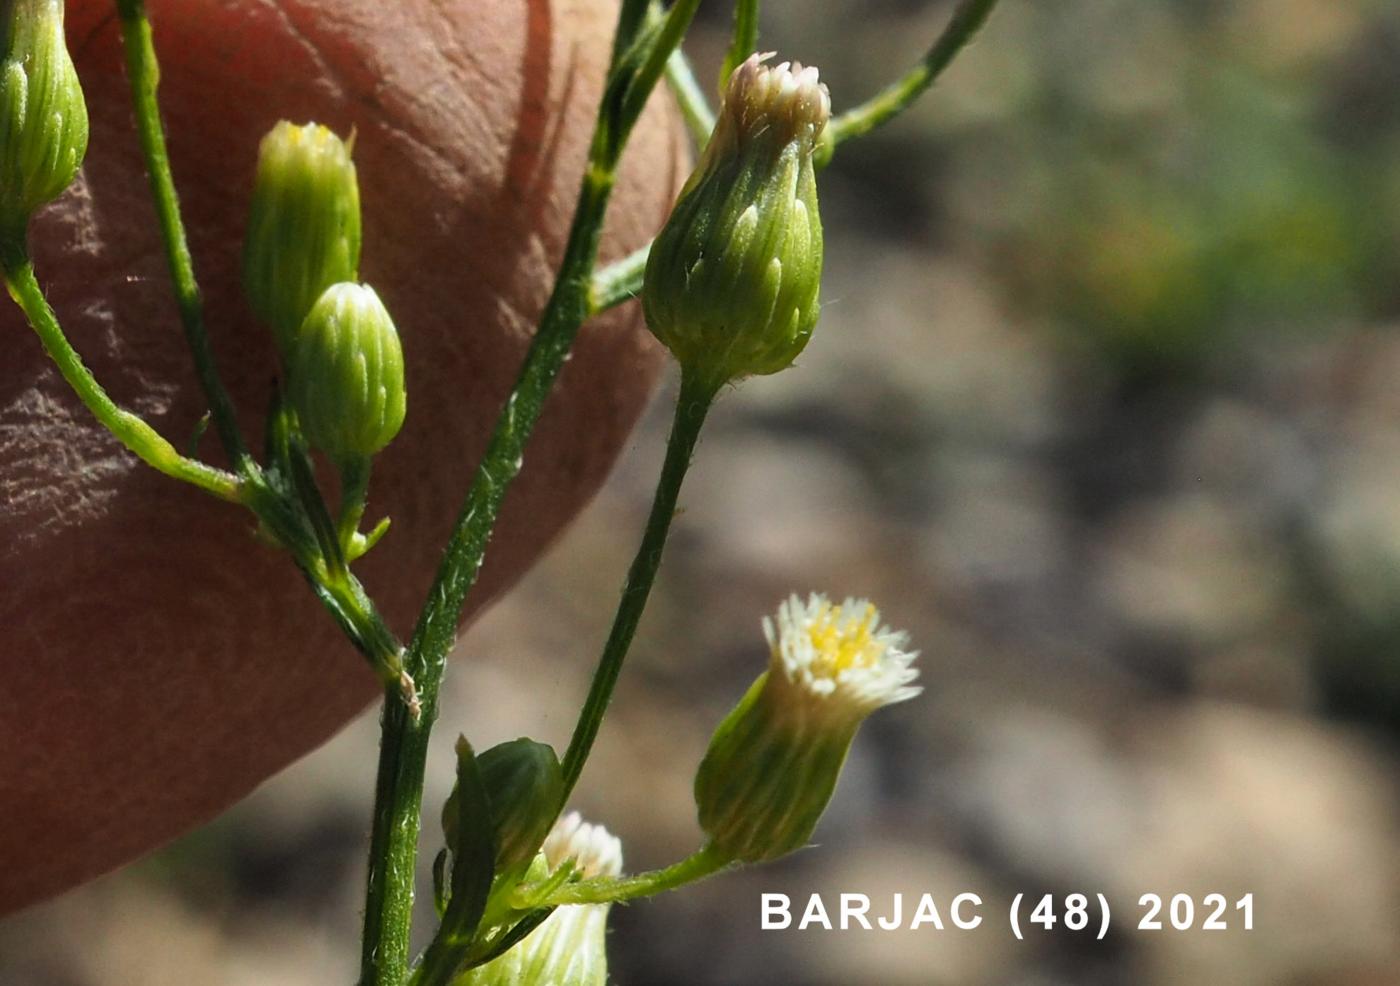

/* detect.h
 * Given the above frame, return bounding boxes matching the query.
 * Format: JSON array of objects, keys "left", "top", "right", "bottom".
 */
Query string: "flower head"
[
  {"left": 460, "top": 812, "right": 621, "bottom": 986},
  {"left": 287, "top": 281, "right": 405, "bottom": 463},
  {"left": 765, "top": 593, "right": 922, "bottom": 724},
  {"left": 442, "top": 738, "right": 564, "bottom": 880},
  {"left": 542, "top": 810, "right": 623, "bottom": 879},
  {"left": 244, "top": 121, "right": 361, "bottom": 355},
  {"left": 708, "top": 52, "right": 831, "bottom": 161},
  {"left": 0, "top": 0, "right": 88, "bottom": 234},
  {"left": 642, "top": 53, "right": 828, "bottom": 391},
  {"left": 695, "top": 594, "right": 920, "bottom": 863}
]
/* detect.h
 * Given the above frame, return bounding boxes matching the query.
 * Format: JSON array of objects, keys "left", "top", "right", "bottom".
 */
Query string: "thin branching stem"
[
  {"left": 587, "top": 241, "right": 650, "bottom": 314},
  {"left": 358, "top": 3, "right": 702, "bottom": 982},
  {"left": 115, "top": 0, "right": 249, "bottom": 469},
  {"left": 822, "top": 0, "right": 1001, "bottom": 152},
  {"left": 665, "top": 46, "right": 716, "bottom": 146},
  {"left": 560, "top": 369, "right": 717, "bottom": 797},
  {"left": 1, "top": 239, "right": 243, "bottom": 502},
  {"left": 612, "top": 0, "right": 653, "bottom": 63}
]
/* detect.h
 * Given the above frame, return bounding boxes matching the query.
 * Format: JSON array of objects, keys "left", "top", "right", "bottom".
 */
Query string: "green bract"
[
  {"left": 244, "top": 120, "right": 361, "bottom": 355},
  {"left": 0, "top": 0, "right": 87, "bottom": 235},
  {"left": 643, "top": 53, "right": 828, "bottom": 391},
  {"left": 288, "top": 282, "right": 405, "bottom": 462}
]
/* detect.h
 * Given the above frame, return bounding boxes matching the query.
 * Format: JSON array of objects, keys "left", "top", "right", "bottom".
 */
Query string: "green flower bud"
[
  {"left": 643, "top": 53, "right": 828, "bottom": 391},
  {"left": 0, "top": 0, "right": 88, "bottom": 234},
  {"left": 695, "top": 594, "right": 920, "bottom": 863},
  {"left": 459, "top": 812, "right": 621, "bottom": 986},
  {"left": 287, "top": 282, "right": 405, "bottom": 462},
  {"left": 441, "top": 738, "right": 563, "bottom": 878},
  {"left": 243, "top": 120, "right": 361, "bottom": 354}
]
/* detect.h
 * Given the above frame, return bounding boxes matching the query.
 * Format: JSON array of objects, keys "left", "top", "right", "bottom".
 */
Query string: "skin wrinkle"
[
  {"left": 251, "top": 0, "right": 345, "bottom": 100},
  {"left": 427, "top": 0, "right": 570, "bottom": 349},
  {"left": 423, "top": 0, "right": 504, "bottom": 136},
  {"left": 0, "top": 392, "right": 125, "bottom": 551},
  {"left": 283, "top": 0, "right": 501, "bottom": 188},
  {"left": 426, "top": 0, "right": 493, "bottom": 80}
]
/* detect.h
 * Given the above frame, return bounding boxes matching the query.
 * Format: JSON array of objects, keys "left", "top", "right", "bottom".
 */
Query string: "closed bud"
[
  {"left": 288, "top": 282, "right": 405, "bottom": 462},
  {"left": 442, "top": 738, "right": 563, "bottom": 878},
  {"left": 643, "top": 53, "right": 828, "bottom": 391},
  {"left": 695, "top": 594, "right": 920, "bottom": 863},
  {"left": 459, "top": 812, "right": 622, "bottom": 986},
  {"left": 0, "top": 0, "right": 87, "bottom": 235},
  {"left": 243, "top": 120, "right": 361, "bottom": 354}
]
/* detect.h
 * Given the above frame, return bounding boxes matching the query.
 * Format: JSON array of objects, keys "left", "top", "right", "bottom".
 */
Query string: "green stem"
[
  {"left": 359, "top": 169, "right": 611, "bottom": 986},
  {"left": 560, "top": 369, "right": 716, "bottom": 797},
  {"left": 357, "top": 5, "right": 702, "bottom": 982},
  {"left": 720, "top": 0, "right": 760, "bottom": 91},
  {"left": 360, "top": 685, "right": 418, "bottom": 986},
  {"left": 611, "top": 0, "right": 652, "bottom": 64},
  {"left": 821, "top": 0, "right": 1002, "bottom": 153},
  {"left": 115, "top": 0, "right": 249, "bottom": 469},
  {"left": 664, "top": 46, "right": 716, "bottom": 147},
  {"left": 1, "top": 239, "right": 242, "bottom": 502},
  {"left": 321, "top": 569, "right": 413, "bottom": 706},
  {"left": 543, "top": 843, "right": 732, "bottom": 906},
  {"left": 233, "top": 470, "right": 414, "bottom": 705},
  {"left": 587, "top": 242, "right": 650, "bottom": 315},
  {"left": 337, "top": 455, "right": 372, "bottom": 556}
]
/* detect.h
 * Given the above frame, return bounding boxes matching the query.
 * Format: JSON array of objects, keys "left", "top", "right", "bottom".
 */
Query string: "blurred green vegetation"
[{"left": 959, "top": 2, "right": 1397, "bottom": 373}]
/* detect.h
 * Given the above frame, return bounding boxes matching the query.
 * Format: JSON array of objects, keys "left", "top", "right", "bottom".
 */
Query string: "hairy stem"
[
  {"left": 358, "top": 171, "right": 611, "bottom": 986},
  {"left": 115, "top": 0, "right": 249, "bottom": 468},
  {"left": 358, "top": 4, "right": 702, "bottom": 982},
  {"left": 587, "top": 242, "right": 650, "bottom": 315},
  {"left": 543, "top": 843, "right": 731, "bottom": 906},
  {"left": 1, "top": 239, "right": 242, "bottom": 502},
  {"left": 337, "top": 455, "right": 372, "bottom": 555},
  {"left": 560, "top": 369, "right": 716, "bottom": 797}
]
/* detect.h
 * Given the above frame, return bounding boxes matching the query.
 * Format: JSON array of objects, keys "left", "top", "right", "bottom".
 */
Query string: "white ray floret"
[
  {"left": 542, "top": 811, "right": 623, "bottom": 879},
  {"left": 764, "top": 593, "right": 922, "bottom": 720},
  {"left": 722, "top": 52, "right": 832, "bottom": 148}
]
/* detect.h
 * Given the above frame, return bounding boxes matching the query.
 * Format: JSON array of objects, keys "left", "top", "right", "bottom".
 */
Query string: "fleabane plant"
[
  {"left": 0, "top": 0, "right": 1006, "bottom": 981},
  {"left": 546, "top": 49, "right": 835, "bottom": 859}
]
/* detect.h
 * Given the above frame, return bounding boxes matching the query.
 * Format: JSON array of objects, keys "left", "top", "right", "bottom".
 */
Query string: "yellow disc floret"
[{"left": 766, "top": 593, "right": 921, "bottom": 719}]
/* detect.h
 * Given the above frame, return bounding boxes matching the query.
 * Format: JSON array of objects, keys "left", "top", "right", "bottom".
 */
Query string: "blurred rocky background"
[{"left": 7, "top": 0, "right": 1400, "bottom": 983}]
